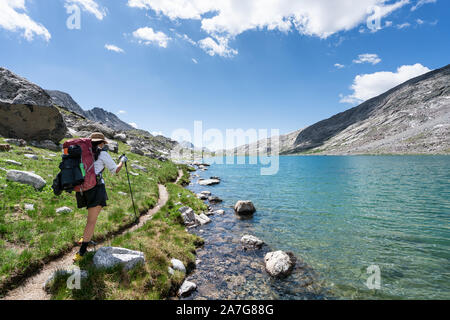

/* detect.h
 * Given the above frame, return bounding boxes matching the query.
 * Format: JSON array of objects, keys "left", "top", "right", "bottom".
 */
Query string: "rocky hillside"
[
  {"left": 234, "top": 64, "right": 450, "bottom": 155},
  {"left": 46, "top": 90, "right": 134, "bottom": 131}
]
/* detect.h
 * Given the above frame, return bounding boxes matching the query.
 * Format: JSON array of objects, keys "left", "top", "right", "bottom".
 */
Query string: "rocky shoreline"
[{"left": 178, "top": 162, "right": 329, "bottom": 300}]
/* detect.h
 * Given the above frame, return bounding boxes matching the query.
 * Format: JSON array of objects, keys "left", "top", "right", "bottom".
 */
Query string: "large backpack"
[{"left": 58, "top": 138, "right": 97, "bottom": 193}]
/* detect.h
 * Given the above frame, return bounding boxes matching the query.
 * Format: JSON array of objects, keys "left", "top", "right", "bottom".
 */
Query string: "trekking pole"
[{"left": 123, "top": 155, "right": 138, "bottom": 222}]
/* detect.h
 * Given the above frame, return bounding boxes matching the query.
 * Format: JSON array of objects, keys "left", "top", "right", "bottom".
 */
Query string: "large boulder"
[
  {"left": 6, "top": 170, "right": 46, "bottom": 190},
  {"left": 106, "top": 140, "right": 118, "bottom": 154},
  {"left": 234, "top": 201, "right": 256, "bottom": 215},
  {"left": 93, "top": 247, "right": 145, "bottom": 271},
  {"left": 264, "top": 251, "right": 296, "bottom": 278},
  {"left": 114, "top": 133, "right": 127, "bottom": 142},
  {"left": 0, "top": 102, "right": 67, "bottom": 143},
  {"left": 179, "top": 206, "right": 196, "bottom": 226},
  {"left": 171, "top": 259, "right": 186, "bottom": 273},
  {"left": 195, "top": 213, "right": 211, "bottom": 225},
  {"left": 74, "top": 122, "right": 115, "bottom": 139}
]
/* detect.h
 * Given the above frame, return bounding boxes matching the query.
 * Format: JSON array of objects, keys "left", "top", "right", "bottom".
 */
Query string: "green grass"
[
  {"left": 46, "top": 180, "right": 206, "bottom": 300},
  {"left": 0, "top": 138, "right": 179, "bottom": 293}
]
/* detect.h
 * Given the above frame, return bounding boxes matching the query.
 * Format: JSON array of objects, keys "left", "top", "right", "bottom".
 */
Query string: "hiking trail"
[{"left": 2, "top": 169, "right": 183, "bottom": 300}]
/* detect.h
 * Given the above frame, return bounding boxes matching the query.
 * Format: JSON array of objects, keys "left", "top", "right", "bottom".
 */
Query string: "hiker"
[{"left": 73, "top": 132, "right": 128, "bottom": 262}]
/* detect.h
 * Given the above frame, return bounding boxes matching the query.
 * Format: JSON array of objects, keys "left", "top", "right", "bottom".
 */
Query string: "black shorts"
[{"left": 76, "top": 184, "right": 109, "bottom": 209}]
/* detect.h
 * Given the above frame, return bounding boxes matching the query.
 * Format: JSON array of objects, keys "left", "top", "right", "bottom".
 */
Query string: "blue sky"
[{"left": 1, "top": 0, "right": 449, "bottom": 144}]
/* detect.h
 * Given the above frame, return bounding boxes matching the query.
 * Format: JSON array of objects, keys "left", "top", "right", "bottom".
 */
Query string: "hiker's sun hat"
[{"left": 90, "top": 132, "right": 108, "bottom": 144}]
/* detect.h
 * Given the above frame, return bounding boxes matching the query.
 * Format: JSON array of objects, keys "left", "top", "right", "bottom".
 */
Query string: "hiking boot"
[{"left": 73, "top": 252, "right": 84, "bottom": 263}]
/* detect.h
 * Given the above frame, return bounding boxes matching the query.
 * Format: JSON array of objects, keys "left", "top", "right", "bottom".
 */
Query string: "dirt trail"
[{"left": 2, "top": 170, "right": 183, "bottom": 300}]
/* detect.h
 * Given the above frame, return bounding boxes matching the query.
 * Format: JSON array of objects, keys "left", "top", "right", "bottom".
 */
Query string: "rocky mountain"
[
  {"left": 45, "top": 90, "right": 134, "bottom": 132},
  {"left": 233, "top": 64, "right": 450, "bottom": 155}
]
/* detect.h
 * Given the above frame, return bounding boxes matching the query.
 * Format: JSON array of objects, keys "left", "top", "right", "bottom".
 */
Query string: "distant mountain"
[
  {"left": 45, "top": 90, "right": 133, "bottom": 132},
  {"left": 233, "top": 64, "right": 450, "bottom": 155}
]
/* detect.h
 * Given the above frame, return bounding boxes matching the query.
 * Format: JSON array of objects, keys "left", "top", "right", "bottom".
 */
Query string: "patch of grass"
[
  {"left": 0, "top": 138, "right": 179, "bottom": 291},
  {"left": 47, "top": 180, "right": 204, "bottom": 300}
]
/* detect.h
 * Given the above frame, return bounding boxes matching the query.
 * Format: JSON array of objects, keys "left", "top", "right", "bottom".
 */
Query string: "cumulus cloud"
[
  {"left": 65, "top": 0, "right": 106, "bottom": 20},
  {"left": 129, "top": 122, "right": 138, "bottom": 129},
  {"left": 340, "top": 63, "right": 431, "bottom": 104},
  {"left": 127, "top": 0, "right": 409, "bottom": 57},
  {"left": 353, "top": 53, "right": 382, "bottom": 65},
  {"left": 198, "top": 36, "right": 237, "bottom": 57},
  {"left": 0, "top": 0, "right": 51, "bottom": 41},
  {"left": 411, "top": 0, "right": 437, "bottom": 11},
  {"left": 132, "top": 27, "right": 171, "bottom": 48},
  {"left": 105, "top": 44, "right": 125, "bottom": 53}
]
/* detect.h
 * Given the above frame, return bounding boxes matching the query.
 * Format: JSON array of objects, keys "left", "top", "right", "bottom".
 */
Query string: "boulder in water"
[
  {"left": 264, "top": 251, "right": 296, "bottom": 278},
  {"left": 234, "top": 201, "right": 256, "bottom": 215}
]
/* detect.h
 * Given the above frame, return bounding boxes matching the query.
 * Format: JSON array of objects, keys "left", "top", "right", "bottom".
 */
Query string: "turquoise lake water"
[{"left": 199, "top": 156, "right": 450, "bottom": 300}]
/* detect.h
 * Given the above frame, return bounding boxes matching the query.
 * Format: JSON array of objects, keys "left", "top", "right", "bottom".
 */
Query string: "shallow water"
[{"left": 185, "top": 156, "right": 450, "bottom": 300}]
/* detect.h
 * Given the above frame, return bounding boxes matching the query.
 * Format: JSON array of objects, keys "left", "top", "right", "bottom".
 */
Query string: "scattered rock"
[
  {"left": 200, "top": 191, "right": 211, "bottom": 196},
  {"left": 24, "top": 154, "right": 39, "bottom": 160},
  {"left": 208, "top": 196, "right": 223, "bottom": 203},
  {"left": 215, "top": 210, "right": 225, "bottom": 215},
  {"left": 179, "top": 206, "right": 196, "bottom": 226},
  {"left": 241, "top": 235, "right": 264, "bottom": 249},
  {"left": 210, "top": 176, "right": 220, "bottom": 180},
  {"left": 178, "top": 280, "right": 197, "bottom": 297},
  {"left": 30, "top": 140, "right": 60, "bottom": 151},
  {"left": 6, "top": 170, "right": 46, "bottom": 189},
  {"left": 106, "top": 141, "right": 118, "bottom": 154},
  {"left": 5, "top": 139, "right": 26, "bottom": 147},
  {"left": 114, "top": 133, "right": 127, "bottom": 142},
  {"left": 171, "top": 259, "right": 186, "bottom": 273},
  {"left": 198, "top": 179, "right": 220, "bottom": 186},
  {"left": 264, "top": 251, "right": 296, "bottom": 278},
  {"left": 234, "top": 201, "right": 256, "bottom": 215},
  {"left": 4, "top": 160, "right": 22, "bottom": 166},
  {"left": 130, "top": 147, "right": 144, "bottom": 156},
  {"left": 131, "top": 164, "right": 147, "bottom": 173},
  {"left": 56, "top": 207, "right": 73, "bottom": 214},
  {"left": 129, "top": 171, "right": 139, "bottom": 176},
  {"left": 93, "top": 247, "right": 145, "bottom": 271},
  {"left": 24, "top": 204, "right": 35, "bottom": 211},
  {"left": 118, "top": 191, "right": 128, "bottom": 196},
  {"left": 195, "top": 213, "right": 211, "bottom": 225},
  {"left": 168, "top": 267, "right": 175, "bottom": 276},
  {"left": 196, "top": 193, "right": 208, "bottom": 200}
]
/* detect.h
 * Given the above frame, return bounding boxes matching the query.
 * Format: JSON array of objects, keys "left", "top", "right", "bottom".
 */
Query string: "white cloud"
[
  {"left": 129, "top": 122, "right": 138, "bottom": 129},
  {"left": 105, "top": 44, "right": 125, "bottom": 53},
  {"left": 334, "top": 63, "right": 345, "bottom": 69},
  {"left": 198, "top": 36, "right": 237, "bottom": 57},
  {"left": 416, "top": 18, "right": 424, "bottom": 24},
  {"left": 340, "top": 63, "right": 431, "bottom": 104},
  {"left": 411, "top": 0, "right": 437, "bottom": 11},
  {"left": 132, "top": 27, "right": 171, "bottom": 48},
  {"left": 117, "top": 110, "right": 127, "bottom": 115},
  {"left": 128, "top": 0, "right": 409, "bottom": 57},
  {"left": 192, "top": 58, "right": 198, "bottom": 64},
  {"left": 65, "top": 0, "right": 106, "bottom": 20},
  {"left": 397, "top": 22, "right": 411, "bottom": 29},
  {"left": 0, "top": 0, "right": 51, "bottom": 41},
  {"left": 353, "top": 53, "right": 381, "bottom": 65}
]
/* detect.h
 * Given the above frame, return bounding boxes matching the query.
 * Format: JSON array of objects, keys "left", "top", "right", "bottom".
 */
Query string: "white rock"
[
  {"left": 118, "top": 192, "right": 128, "bottom": 196},
  {"left": 241, "top": 235, "right": 264, "bottom": 249},
  {"left": 24, "top": 154, "right": 39, "bottom": 160},
  {"left": 178, "top": 280, "right": 197, "bottom": 297},
  {"left": 6, "top": 170, "right": 46, "bottom": 190},
  {"left": 168, "top": 267, "right": 175, "bottom": 276},
  {"left": 195, "top": 213, "right": 211, "bottom": 225},
  {"left": 171, "top": 258, "right": 186, "bottom": 273},
  {"left": 215, "top": 210, "right": 225, "bottom": 215},
  {"left": 179, "top": 206, "right": 196, "bottom": 226},
  {"left": 198, "top": 179, "right": 220, "bottom": 186},
  {"left": 200, "top": 191, "right": 211, "bottom": 196},
  {"left": 5, "top": 160, "right": 22, "bottom": 166},
  {"left": 196, "top": 193, "right": 208, "bottom": 200},
  {"left": 93, "top": 247, "right": 145, "bottom": 271},
  {"left": 56, "top": 207, "right": 73, "bottom": 214},
  {"left": 264, "top": 251, "right": 296, "bottom": 278},
  {"left": 131, "top": 164, "right": 147, "bottom": 172},
  {"left": 24, "top": 204, "right": 35, "bottom": 211}
]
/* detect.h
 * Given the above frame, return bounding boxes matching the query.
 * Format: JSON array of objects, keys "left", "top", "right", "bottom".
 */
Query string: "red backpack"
[{"left": 62, "top": 138, "right": 97, "bottom": 193}]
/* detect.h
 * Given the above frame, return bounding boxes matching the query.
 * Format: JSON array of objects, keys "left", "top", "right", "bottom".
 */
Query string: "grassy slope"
[
  {"left": 0, "top": 138, "right": 179, "bottom": 292},
  {"left": 47, "top": 173, "right": 207, "bottom": 300}
]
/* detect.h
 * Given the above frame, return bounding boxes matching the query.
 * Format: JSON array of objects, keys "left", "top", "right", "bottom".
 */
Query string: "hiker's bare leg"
[{"left": 83, "top": 205, "right": 103, "bottom": 242}]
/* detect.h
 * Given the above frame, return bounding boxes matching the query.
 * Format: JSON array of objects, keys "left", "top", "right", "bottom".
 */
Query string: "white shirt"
[{"left": 94, "top": 151, "right": 117, "bottom": 183}]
